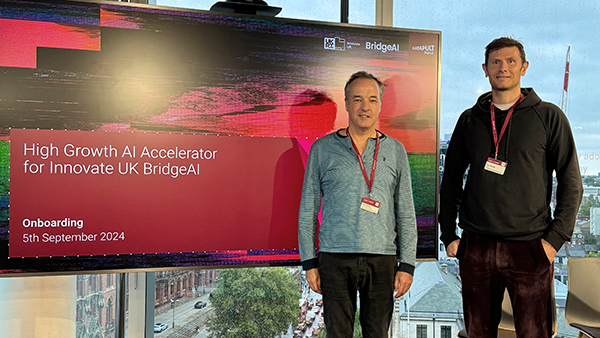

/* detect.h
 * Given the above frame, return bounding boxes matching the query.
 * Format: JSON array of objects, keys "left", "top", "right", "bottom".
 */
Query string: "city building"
[
  {"left": 394, "top": 261, "right": 463, "bottom": 338},
  {"left": 76, "top": 274, "right": 117, "bottom": 338},
  {"left": 554, "top": 243, "right": 600, "bottom": 283},
  {"left": 154, "top": 270, "right": 218, "bottom": 314},
  {"left": 591, "top": 207, "right": 600, "bottom": 236}
]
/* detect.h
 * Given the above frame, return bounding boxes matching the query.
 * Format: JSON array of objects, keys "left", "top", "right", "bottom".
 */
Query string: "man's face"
[
  {"left": 345, "top": 77, "right": 382, "bottom": 133},
  {"left": 483, "top": 46, "right": 529, "bottom": 93}
]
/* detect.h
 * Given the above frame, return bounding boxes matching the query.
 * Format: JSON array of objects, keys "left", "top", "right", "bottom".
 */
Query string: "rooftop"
[{"left": 403, "top": 261, "right": 463, "bottom": 316}]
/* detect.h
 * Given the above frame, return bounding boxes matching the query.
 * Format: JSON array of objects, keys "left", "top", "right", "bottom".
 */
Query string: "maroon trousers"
[{"left": 457, "top": 231, "right": 554, "bottom": 338}]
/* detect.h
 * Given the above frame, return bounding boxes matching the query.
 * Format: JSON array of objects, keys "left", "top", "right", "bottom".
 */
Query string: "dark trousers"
[
  {"left": 318, "top": 252, "right": 396, "bottom": 338},
  {"left": 457, "top": 231, "right": 554, "bottom": 338}
]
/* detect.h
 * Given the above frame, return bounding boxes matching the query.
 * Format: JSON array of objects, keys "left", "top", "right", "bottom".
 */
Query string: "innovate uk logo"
[{"left": 324, "top": 37, "right": 346, "bottom": 51}]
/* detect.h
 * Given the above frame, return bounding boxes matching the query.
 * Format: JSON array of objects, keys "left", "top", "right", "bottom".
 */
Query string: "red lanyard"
[
  {"left": 490, "top": 95, "right": 524, "bottom": 159},
  {"left": 347, "top": 128, "right": 379, "bottom": 195}
]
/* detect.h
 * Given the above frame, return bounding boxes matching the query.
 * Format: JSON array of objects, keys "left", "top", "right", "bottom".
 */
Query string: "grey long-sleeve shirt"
[{"left": 298, "top": 130, "right": 417, "bottom": 275}]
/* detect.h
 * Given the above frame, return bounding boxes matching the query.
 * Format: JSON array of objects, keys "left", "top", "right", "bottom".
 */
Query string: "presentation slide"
[
  {"left": 9, "top": 129, "right": 304, "bottom": 258},
  {"left": 0, "top": 0, "right": 440, "bottom": 274}
]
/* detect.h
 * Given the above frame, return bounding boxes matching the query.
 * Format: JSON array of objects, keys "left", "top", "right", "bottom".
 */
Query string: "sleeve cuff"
[
  {"left": 397, "top": 263, "right": 415, "bottom": 276},
  {"left": 441, "top": 233, "right": 461, "bottom": 249},
  {"left": 542, "top": 230, "right": 567, "bottom": 252},
  {"left": 301, "top": 258, "right": 318, "bottom": 271},
  {"left": 304, "top": 258, "right": 414, "bottom": 275}
]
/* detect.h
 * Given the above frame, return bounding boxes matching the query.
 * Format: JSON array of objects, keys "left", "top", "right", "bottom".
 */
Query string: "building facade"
[
  {"left": 154, "top": 270, "right": 218, "bottom": 314},
  {"left": 591, "top": 207, "right": 600, "bottom": 236},
  {"left": 76, "top": 274, "right": 117, "bottom": 338},
  {"left": 394, "top": 262, "right": 463, "bottom": 338}
]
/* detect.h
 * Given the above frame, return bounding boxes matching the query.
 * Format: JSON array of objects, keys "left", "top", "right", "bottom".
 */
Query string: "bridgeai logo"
[{"left": 365, "top": 41, "right": 399, "bottom": 53}]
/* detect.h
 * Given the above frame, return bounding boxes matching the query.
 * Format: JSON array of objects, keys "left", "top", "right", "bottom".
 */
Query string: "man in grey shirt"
[{"left": 298, "top": 71, "right": 417, "bottom": 338}]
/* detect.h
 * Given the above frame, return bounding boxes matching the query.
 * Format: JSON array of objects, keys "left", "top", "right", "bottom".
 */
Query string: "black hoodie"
[{"left": 439, "top": 88, "right": 583, "bottom": 251}]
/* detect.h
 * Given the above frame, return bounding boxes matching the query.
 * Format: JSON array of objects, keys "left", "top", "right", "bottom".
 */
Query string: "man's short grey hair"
[{"left": 344, "top": 71, "right": 385, "bottom": 101}]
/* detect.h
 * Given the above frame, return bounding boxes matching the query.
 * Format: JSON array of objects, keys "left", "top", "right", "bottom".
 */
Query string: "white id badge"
[
  {"left": 484, "top": 157, "right": 507, "bottom": 175},
  {"left": 360, "top": 197, "right": 380, "bottom": 214}
]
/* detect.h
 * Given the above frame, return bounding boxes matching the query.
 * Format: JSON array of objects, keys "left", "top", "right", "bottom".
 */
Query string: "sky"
[
  {"left": 153, "top": 0, "right": 600, "bottom": 176},
  {"left": 393, "top": 0, "right": 600, "bottom": 177}
]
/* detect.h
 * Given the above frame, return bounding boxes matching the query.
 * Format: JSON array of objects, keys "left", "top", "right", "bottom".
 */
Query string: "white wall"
[{"left": 0, "top": 276, "right": 76, "bottom": 338}]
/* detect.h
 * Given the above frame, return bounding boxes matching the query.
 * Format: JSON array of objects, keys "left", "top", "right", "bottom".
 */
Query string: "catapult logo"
[
  {"left": 365, "top": 41, "right": 399, "bottom": 53},
  {"left": 412, "top": 44, "right": 436, "bottom": 55},
  {"left": 408, "top": 32, "right": 438, "bottom": 66}
]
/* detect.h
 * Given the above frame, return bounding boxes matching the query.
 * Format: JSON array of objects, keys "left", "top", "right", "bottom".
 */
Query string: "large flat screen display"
[{"left": 0, "top": 0, "right": 440, "bottom": 274}]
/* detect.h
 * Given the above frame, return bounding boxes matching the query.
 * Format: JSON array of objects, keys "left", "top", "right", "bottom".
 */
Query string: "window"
[
  {"left": 349, "top": 0, "right": 375, "bottom": 25},
  {"left": 395, "top": 2, "right": 599, "bottom": 338},
  {"left": 394, "top": 0, "right": 599, "bottom": 177},
  {"left": 76, "top": 303, "right": 83, "bottom": 322},
  {"left": 155, "top": 0, "right": 343, "bottom": 23},
  {"left": 107, "top": 297, "right": 114, "bottom": 324},
  {"left": 77, "top": 277, "right": 85, "bottom": 297},
  {"left": 76, "top": 274, "right": 117, "bottom": 334},
  {"left": 153, "top": 267, "right": 301, "bottom": 338},
  {"left": 441, "top": 325, "right": 452, "bottom": 338},
  {"left": 89, "top": 275, "right": 97, "bottom": 293},
  {"left": 1, "top": 1, "right": 587, "bottom": 338}
]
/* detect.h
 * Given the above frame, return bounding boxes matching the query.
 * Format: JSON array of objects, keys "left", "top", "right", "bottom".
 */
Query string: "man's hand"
[
  {"left": 541, "top": 239, "right": 557, "bottom": 264},
  {"left": 394, "top": 271, "right": 413, "bottom": 298},
  {"left": 305, "top": 268, "right": 322, "bottom": 295},
  {"left": 446, "top": 239, "right": 460, "bottom": 257}
]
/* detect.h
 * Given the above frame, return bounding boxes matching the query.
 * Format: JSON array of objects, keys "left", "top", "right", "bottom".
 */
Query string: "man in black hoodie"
[{"left": 439, "top": 37, "right": 583, "bottom": 338}]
